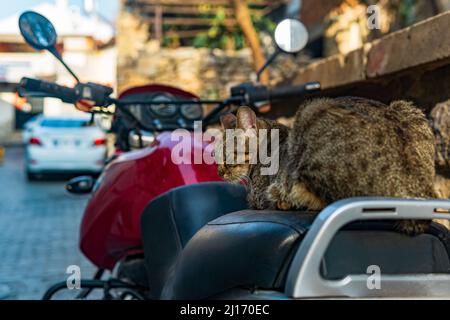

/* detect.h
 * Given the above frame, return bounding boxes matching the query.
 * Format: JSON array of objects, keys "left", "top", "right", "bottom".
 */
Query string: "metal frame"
[
  {"left": 285, "top": 197, "right": 450, "bottom": 299},
  {"left": 42, "top": 269, "right": 147, "bottom": 300}
]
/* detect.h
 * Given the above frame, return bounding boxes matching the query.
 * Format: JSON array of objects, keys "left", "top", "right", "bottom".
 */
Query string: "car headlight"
[{"left": 180, "top": 103, "right": 203, "bottom": 120}]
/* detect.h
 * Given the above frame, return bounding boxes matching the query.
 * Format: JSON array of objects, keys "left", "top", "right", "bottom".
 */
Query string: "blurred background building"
[
  {"left": 3, "top": 0, "right": 450, "bottom": 140},
  {"left": 0, "top": 0, "right": 116, "bottom": 139},
  {"left": 117, "top": 0, "right": 288, "bottom": 98},
  {"left": 3, "top": 0, "right": 450, "bottom": 301},
  {"left": 116, "top": 0, "right": 450, "bottom": 99}
]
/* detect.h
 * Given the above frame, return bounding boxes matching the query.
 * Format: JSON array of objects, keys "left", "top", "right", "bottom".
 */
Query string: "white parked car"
[
  {"left": 22, "top": 114, "right": 43, "bottom": 145},
  {"left": 25, "top": 116, "right": 107, "bottom": 180}
]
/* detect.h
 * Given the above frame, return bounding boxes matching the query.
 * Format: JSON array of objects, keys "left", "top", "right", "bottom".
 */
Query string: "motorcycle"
[{"left": 17, "top": 11, "right": 450, "bottom": 300}]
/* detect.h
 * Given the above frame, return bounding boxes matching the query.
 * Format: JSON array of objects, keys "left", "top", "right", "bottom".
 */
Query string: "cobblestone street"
[{"left": 0, "top": 147, "right": 98, "bottom": 299}]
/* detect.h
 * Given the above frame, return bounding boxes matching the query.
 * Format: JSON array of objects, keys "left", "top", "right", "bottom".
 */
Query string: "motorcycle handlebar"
[
  {"left": 19, "top": 77, "right": 78, "bottom": 104},
  {"left": 18, "top": 77, "right": 322, "bottom": 121},
  {"left": 269, "top": 82, "right": 321, "bottom": 100},
  {"left": 244, "top": 81, "right": 321, "bottom": 105}
]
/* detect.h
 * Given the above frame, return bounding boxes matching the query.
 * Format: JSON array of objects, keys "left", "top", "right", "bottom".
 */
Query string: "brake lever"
[
  {"left": 90, "top": 107, "right": 115, "bottom": 115},
  {"left": 75, "top": 82, "right": 114, "bottom": 107}
]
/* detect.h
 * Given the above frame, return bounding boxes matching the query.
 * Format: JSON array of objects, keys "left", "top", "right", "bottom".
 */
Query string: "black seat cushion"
[
  {"left": 140, "top": 182, "right": 248, "bottom": 299},
  {"left": 164, "top": 210, "right": 450, "bottom": 300}
]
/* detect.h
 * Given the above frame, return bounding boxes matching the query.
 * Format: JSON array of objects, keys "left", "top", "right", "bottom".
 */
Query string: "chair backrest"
[{"left": 140, "top": 182, "right": 248, "bottom": 299}]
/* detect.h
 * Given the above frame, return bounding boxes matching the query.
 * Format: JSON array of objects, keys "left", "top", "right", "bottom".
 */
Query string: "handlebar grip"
[
  {"left": 245, "top": 82, "right": 321, "bottom": 106},
  {"left": 269, "top": 82, "right": 321, "bottom": 100},
  {"left": 19, "top": 77, "right": 78, "bottom": 104}
]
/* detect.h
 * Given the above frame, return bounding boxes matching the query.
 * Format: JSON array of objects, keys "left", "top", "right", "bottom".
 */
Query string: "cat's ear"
[
  {"left": 237, "top": 107, "right": 257, "bottom": 130},
  {"left": 220, "top": 113, "right": 237, "bottom": 130}
]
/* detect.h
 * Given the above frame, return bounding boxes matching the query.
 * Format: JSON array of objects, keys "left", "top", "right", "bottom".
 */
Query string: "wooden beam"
[
  {"left": 165, "top": 29, "right": 212, "bottom": 38},
  {"left": 125, "top": 0, "right": 286, "bottom": 31},
  {"left": 154, "top": 5, "right": 163, "bottom": 40},
  {"left": 268, "top": 11, "right": 450, "bottom": 119},
  {"left": 126, "top": 0, "right": 285, "bottom": 6},
  {"left": 291, "top": 11, "right": 450, "bottom": 91},
  {"left": 146, "top": 17, "right": 236, "bottom": 26},
  {"left": 143, "top": 6, "right": 234, "bottom": 15},
  {"left": 131, "top": 5, "right": 269, "bottom": 15}
]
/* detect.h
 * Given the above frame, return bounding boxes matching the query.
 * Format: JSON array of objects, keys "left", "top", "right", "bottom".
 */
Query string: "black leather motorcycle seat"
[
  {"left": 164, "top": 210, "right": 450, "bottom": 300},
  {"left": 141, "top": 182, "right": 248, "bottom": 299}
]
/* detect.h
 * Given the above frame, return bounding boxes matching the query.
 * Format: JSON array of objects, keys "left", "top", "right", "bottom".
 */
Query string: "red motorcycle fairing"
[
  {"left": 119, "top": 84, "right": 200, "bottom": 100},
  {"left": 80, "top": 85, "right": 222, "bottom": 270}
]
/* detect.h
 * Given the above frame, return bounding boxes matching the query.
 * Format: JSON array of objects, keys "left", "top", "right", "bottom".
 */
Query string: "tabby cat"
[{"left": 217, "top": 97, "right": 436, "bottom": 235}]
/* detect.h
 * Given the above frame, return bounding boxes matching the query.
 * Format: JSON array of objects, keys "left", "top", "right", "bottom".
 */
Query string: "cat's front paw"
[
  {"left": 267, "top": 182, "right": 290, "bottom": 210},
  {"left": 276, "top": 200, "right": 292, "bottom": 211},
  {"left": 395, "top": 220, "right": 430, "bottom": 236}
]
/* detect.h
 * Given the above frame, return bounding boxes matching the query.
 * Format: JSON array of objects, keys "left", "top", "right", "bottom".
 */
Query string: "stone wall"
[
  {"left": 118, "top": 43, "right": 255, "bottom": 99},
  {"left": 116, "top": 3, "right": 309, "bottom": 99},
  {"left": 117, "top": 42, "right": 310, "bottom": 100},
  {"left": 117, "top": 1, "right": 257, "bottom": 98}
]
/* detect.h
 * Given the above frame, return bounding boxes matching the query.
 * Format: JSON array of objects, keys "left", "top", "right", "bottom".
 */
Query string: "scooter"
[{"left": 18, "top": 11, "right": 450, "bottom": 300}]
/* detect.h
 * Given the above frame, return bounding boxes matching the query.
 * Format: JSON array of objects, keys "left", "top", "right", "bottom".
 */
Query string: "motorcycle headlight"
[
  {"left": 180, "top": 103, "right": 203, "bottom": 120},
  {"left": 150, "top": 94, "right": 177, "bottom": 117}
]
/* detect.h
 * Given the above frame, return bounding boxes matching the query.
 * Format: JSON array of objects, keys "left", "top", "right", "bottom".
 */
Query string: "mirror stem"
[
  {"left": 50, "top": 47, "right": 80, "bottom": 83},
  {"left": 57, "top": 55, "right": 81, "bottom": 83},
  {"left": 256, "top": 49, "right": 280, "bottom": 83}
]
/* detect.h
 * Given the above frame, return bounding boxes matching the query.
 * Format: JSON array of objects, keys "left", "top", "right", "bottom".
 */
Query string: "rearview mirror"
[
  {"left": 256, "top": 18, "right": 309, "bottom": 82},
  {"left": 19, "top": 11, "right": 57, "bottom": 51},
  {"left": 274, "top": 19, "right": 308, "bottom": 53},
  {"left": 18, "top": 11, "right": 80, "bottom": 82},
  {"left": 66, "top": 176, "right": 95, "bottom": 194}
]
